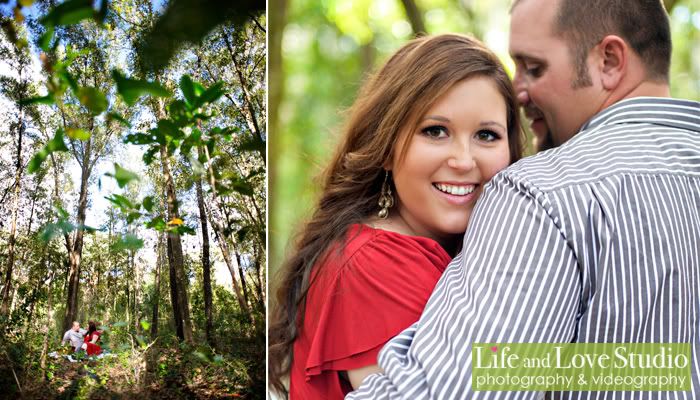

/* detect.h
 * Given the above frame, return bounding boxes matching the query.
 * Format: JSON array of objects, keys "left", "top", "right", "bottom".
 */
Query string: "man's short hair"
[
  {"left": 512, "top": 0, "right": 671, "bottom": 86},
  {"left": 556, "top": 0, "right": 671, "bottom": 86}
]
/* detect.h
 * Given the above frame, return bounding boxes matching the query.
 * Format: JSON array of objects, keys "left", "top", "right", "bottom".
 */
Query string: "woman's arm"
[
  {"left": 346, "top": 364, "right": 384, "bottom": 390},
  {"left": 90, "top": 333, "right": 99, "bottom": 344}
]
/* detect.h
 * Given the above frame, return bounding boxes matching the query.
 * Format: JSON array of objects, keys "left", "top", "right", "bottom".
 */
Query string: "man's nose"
[{"left": 513, "top": 70, "right": 530, "bottom": 107}]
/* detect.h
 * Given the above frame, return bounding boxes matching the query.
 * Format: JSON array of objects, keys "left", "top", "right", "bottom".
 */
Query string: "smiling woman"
[{"left": 268, "top": 33, "right": 523, "bottom": 399}]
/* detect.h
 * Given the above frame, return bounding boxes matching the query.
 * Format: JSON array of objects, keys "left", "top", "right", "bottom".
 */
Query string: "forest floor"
[{"left": 13, "top": 344, "right": 262, "bottom": 399}]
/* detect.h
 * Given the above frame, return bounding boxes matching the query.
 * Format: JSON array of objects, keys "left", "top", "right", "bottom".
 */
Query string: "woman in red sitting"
[{"left": 81, "top": 321, "right": 102, "bottom": 356}]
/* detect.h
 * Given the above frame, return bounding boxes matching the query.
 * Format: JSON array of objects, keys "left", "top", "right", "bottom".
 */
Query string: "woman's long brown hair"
[{"left": 269, "top": 34, "right": 524, "bottom": 396}]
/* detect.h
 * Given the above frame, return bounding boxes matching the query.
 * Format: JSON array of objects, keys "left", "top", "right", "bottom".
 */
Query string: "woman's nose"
[{"left": 447, "top": 144, "right": 475, "bottom": 171}]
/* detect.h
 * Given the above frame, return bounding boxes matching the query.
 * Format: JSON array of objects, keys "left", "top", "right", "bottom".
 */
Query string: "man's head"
[
  {"left": 72, "top": 321, "right": 80, "bottom": 331},
  {"left": 509, "top": 0, "right": 671, "bottom": 146}
]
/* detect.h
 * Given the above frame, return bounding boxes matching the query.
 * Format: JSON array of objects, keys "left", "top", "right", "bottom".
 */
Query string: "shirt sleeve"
[
  {"left": 347, "top": 173, "right": 582, "bottom": 399},
  {"left": 304, "top": 234, "right": 445, "bottom": 379}
]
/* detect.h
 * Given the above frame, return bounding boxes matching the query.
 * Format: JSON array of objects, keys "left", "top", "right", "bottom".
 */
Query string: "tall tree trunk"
[
  {"left": 195, "top": 158, "right": 214, "bottom": 347},
  {"left": 63, "top": 138, "right": 92, "bottom": 332},
  {"left": 40, "top": 270, "right": 55, "bottom": 377},
  {"left": 150, "top": 233, "right": 164, "bottom": 337},
  {"left": 208, "top": 211, "right": 252, "bottom": 322},
  {"left": 233, "top": 250, "right": 251, "bottom": 307},
  {"left": 269, "top": 0, "right": 287, "bottom": 284},
  {"left": 1, "top": 109, "right": 25, "bottom": 315},
  {"left": 160, "top": 144, "right": 193, "bottom": 344}
]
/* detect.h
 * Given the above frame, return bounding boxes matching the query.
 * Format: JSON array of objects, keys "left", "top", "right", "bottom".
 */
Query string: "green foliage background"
[{"left": 269, "top": 0, "right": 700, "bottom": 279}]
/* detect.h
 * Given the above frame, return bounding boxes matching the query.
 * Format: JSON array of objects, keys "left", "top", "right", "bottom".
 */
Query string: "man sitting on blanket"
[{"left": 61, "top": 321, "right": 86, "bottom": 353}]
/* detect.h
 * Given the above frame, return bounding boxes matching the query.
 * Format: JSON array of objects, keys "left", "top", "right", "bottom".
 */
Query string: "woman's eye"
[
  {"left": 421, "top": 125, "right": 448, "bottom": 138},
  {"left": 475, "top": 130, "right": 500, "bottom": 142}
]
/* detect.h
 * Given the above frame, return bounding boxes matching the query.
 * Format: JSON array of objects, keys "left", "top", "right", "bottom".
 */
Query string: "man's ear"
[{"left": 598, "top": 35, "right": 627, "bottom": 90}]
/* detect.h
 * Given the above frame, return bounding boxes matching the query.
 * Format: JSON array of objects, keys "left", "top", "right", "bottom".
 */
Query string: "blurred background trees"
[{"left": 269, "top": 0, "right": 700, "bottom": 279}]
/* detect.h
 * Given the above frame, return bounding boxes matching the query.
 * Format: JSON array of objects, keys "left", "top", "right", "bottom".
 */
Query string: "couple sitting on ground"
[{"left": 61, "top": 320, "right": 102, "bottom": 357}]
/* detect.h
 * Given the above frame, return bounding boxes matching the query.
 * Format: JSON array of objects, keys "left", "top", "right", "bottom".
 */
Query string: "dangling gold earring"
[{"left": 377, "top": 171, "right": 394, "bottom": 219}]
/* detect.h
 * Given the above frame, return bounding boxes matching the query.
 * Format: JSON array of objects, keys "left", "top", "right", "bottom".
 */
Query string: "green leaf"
[
  {"left": 58, "top": 70, "right": 79, "bottom": 93},
  {"left": 168, "top": 100, "right": 190, "bottom": 126},
  {"left": 156, "top": 119, "right": 184, "bottom": 141},
  {"left": 180, "top": 129, "right": 202, "bottom": 156},
  {"left": 106, "top": 163, "right": 140, "bottom": 188},
  {"left": 66, "top": 128, "right": 90, "bottom": 141},
  {"left": 192, "top": 351, "right": 210, "bottom": 363},
  {"left": 112, "top": 321, "right": 128, "bottom": 328},
  {"left": 141, "top": 196, "right": 155, "bottom": 212},
  {"left": 169, "top": 224, "right": 195, "bottom": 235},
  {"left": 179, "top": 75, "right": 196, "bottom": 108},
  {"left": 28, "top": 129, "right": 69, "bottom": 174},
  {"left": 27, "top": 149, "right": 48, "bottom": 174},
  {"left": 77, "top": 86, "right": 107, "bottom": 114},
  {"left": 104, "top": 194, "right": 135, "bottom": 211},
  {"left": 126, "top": 211, "right": 142, "bottom": 224},
  {"left": 139, "top": 320, "right": 150, "bottom": 331},
  {"left": 39, "top": 220, "right": 75, "bottom": 242},
  {"left": 145, "top": 216, "right": 167, "bottom": 231},
  {"left": 106, "top": 112, "right": 132, "bottom": 128},
  {"left": 38, "top": 25, "right": 54, "bottom": 52},
  {"left": 46, "top": 129, "right": 70, "bottom": 152},
  {"left": 19, "top": 94, "right": 54, "bottom": 106},
  {"left": 198, "top": 81, "right": 225, "bottom": 105},
  {"left": 111, "top": 234, "right": 144, "bottom": 251},
  {"left": 142, "top": 146, "right": 159, "bottom": 165},
  {"left": 112, "top": 70, "right": 170, "bottom": 106},
  {"left": 41, "top": 0, "right": 94, "bottom": 27}
]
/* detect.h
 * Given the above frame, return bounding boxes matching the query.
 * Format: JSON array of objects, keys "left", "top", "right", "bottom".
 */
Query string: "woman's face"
[{"left": 389, "top": 76, "right": 511, "bottom": 244}]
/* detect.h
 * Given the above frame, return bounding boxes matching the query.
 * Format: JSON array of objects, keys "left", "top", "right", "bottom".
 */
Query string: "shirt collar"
[{"left": 580, "top": 96, "right": 700, "bottom": 133}]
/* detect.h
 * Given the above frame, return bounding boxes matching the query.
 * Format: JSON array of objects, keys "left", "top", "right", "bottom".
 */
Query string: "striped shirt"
[{"left": 347, "top": 97, "right": 700, "bottom": 399}]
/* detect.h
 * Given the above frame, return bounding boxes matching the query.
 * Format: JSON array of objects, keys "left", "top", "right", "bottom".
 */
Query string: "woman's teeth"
[{"left": 434, "top": 183, "right": 476, "bottom": 196}]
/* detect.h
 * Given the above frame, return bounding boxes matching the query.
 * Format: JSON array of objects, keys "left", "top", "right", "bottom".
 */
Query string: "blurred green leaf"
[
  {"left": 39, "top": 25, "right": 54, "bottom": 51},
  {"left": 111, "top": 233, "right": 144, "bottom": 251},
  {"left": 126, "top": 211, "right": 142, "bottom": 224},
  {"left": 139, "top": 320, "right": 151, "bottom": 331},
  {"left": 198, "top": 81, "right": 225, "bottom": 105},
  {"left": 28, "top": 129, "right": 69, "bottom": 173},
  {"left": 112, "top": 70, "right": 171, "bottom": 106},
  {"left": 77, "top": 86, "right": 107, "bottom": 114},
  {"left": 124, "top": 132, "right": 158, "bottom": 145},
  {"left": 104, "top": 194, "right": 135, "bottom": 211},
  {"left": 192, "top": 351, "right": 210, "bottom": 363},
  {"left": 19, "top": 94, "right": 54, "bottom": 106},
  {"left": 142, "top": 146, "right": 160, "bottom": 165},
  {"left": 145, "top": 216, "right": 167, "bottom": 231},
  {"left": 39, "top": 220, "right": 75, "bottom": 242},
  {"left": 106, "top": 112, "right": 132, "bottom": 128},
  {"left": 58, "top": 70, "right": 79, "bottom": 93},
  {"left": 136, "top": 0, "right": 265, "bottom": 73},
  {"left": 112, "top": 321, "right": 128, "bottom": 328},
  {"left": 46, "top": 129, "right": 70, "bottom": 152},
  {"left": 41, "top": 0, "right": 94, "bottom": 27},
  {"left": 179, "top": 75, "right": 196, "bottom": 107},
  {"left": 105, "top": 163, "right": 140, "bottom": 188},
  {"left": 66, "top": 128, "right": 90, "bottom": 141},
  {"left": 141, "top": 196, "right": 155, "bottom": 212}
]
